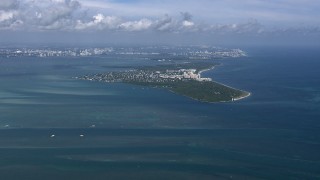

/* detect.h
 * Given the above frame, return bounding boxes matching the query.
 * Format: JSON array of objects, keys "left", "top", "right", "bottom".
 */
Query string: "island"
[{"left": 77, "top": 62, "right": 250, "bottom": 103}]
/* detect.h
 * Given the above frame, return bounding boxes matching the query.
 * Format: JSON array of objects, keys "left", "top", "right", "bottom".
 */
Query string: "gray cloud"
[
  {"left": 154, "top": 15, "right": 174, "bottom": 31},
  {"left": 119, "top": 18, "right": 153, "bottom": 31},
  {"left": 0, "top": 1, "right": 207, "bottom": 33},
  {"left": 180, "top": 12, "right": 192, "bottom": 21},
  {"left": 20, "top": 0, "right": 80, "bottom": 29},
  {"left": 75, "top": 14, "right": 121, "bottom": 31},
  {"left": 0, "top": 0, "right": 19, "bottom": 10},
  {"left": 208, "top": 20, "right": 265, "bottom": 34},
  {"left": 0, "top": 0, "right": 319, "bottom": 39},
  {"left": 0, "top": 0, "right": 19, "bottom": 29}
]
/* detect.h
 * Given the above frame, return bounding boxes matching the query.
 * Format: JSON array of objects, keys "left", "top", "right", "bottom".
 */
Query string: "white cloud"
[
  {"left": 0, "top": 0, "right": 318, "bottom": 38},
  {"left": 182, "top": 20, "right": 194, "bottom": 27},
  {"left": 93, "top": 14, "right": 104, "bottom": 23},
  {"left": 0, "top": 11, "right": 14, "bottom": 22},
  {"left": 75, "top": 14, "right": 121, "bottom": 30},
  {"left": 119, "top": 19, "right": 153, "bottom": 31}
]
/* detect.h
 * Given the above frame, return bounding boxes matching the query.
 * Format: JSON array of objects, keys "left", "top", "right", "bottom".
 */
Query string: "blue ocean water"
[{"left": 0, "top": 46, "right": 319, "bottom": 179}]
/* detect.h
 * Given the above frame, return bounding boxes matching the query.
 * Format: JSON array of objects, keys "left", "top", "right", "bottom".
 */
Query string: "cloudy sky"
[{"left": 0, "top": 0, "right": 319, "bottom": 45}]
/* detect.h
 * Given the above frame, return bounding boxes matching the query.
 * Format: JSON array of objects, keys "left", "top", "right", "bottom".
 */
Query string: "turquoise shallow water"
[{"left": 0, "top": 46, "right": 319, "bottom": 179}]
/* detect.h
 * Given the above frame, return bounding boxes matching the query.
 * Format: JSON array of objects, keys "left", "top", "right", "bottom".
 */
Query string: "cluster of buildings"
[
  {"left": 0, "top": 48, "right": 114, "bottom": 57},
  {"left": 160, "top": 69, "right": 211, "bottom": 81},
  {"left": 79, "top": 67, "right": 212, "bottom": 84},
  {"left": 0, "top": 46, "right": 246, "bottom": 59},
  {"left": 187, "top": 48, "right": 247, "bottom": 59}
]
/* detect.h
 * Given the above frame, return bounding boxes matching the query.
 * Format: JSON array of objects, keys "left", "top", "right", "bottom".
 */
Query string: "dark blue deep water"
[{"left": 0, "top": 46, "right": 319, "bottom": 179}]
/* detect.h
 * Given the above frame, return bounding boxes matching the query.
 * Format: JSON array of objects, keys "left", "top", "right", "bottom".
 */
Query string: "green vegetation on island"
[
  {"left": 130, "top": 80, "right": 249, "bottom": 102},
  {"left": 78, "top": 62, "right": 250, "bottom": 103}
]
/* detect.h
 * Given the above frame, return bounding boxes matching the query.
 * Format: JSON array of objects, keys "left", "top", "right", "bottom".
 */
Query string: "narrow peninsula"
[{"left": 78, "top": 62, "right": 250, "bottom": 103}]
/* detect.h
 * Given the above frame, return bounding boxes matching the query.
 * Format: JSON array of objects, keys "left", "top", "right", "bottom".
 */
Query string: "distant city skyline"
[{"left": 0, "top": 0, "right": 319, "bottom": 46}]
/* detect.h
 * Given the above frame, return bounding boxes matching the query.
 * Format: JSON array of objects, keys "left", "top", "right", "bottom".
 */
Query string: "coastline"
[
  {"left": 81, "top": 62, "right": 251, "bottom": 103},
  {"left": 198, "top": 65, "right": 251, "bottom": 102},
  {"left": 233, "top": 92, "right": 251, "bottom": 101},
  {"left": 198, "top": 66, "right": 215, "bottom": 77}
]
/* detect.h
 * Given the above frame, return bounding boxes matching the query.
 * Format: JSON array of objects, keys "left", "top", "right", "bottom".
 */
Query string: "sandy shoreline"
[
  {"left": 198, "top": 66, "right": 251, "bottom": 102},
  {"left": 198, "top": 66, "right": 215, "bottom": 78},
  {"left": 233, "top": 92, "right": 251, "bottom": 101}
]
